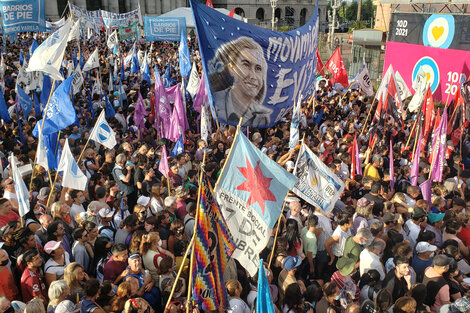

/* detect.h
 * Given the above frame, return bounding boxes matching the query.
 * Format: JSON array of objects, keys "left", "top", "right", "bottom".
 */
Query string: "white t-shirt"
[
  {"left": 403, "top": 220, "right": 420, "bottom": 248},
  {"left": 314, "top": 213, "right": 333, "bottom": 252},
  {"left": 359, "top": 249, "right": 385, "bottom": 280},
  {"left": 44, "top": 252, "right": 71, "bottom": 279},
  {"left": 70, "top": 203, "right": 85, "bottom": 222},
  {"left": 331, "top": 226, "right": 351, "bottom": 257}
]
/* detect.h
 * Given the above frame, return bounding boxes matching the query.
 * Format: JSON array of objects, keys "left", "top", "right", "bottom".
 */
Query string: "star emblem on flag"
[{"left": 236, "top": 156, "right": 276, "bottom": 214}]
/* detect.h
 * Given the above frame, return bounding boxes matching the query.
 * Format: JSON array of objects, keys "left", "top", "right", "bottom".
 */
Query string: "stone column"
[
  {"left": 161, "top": 0, "right": 170, "bottom": 13},
  {"left": 176, "top": 0, "right": 185, "bottom": 8},
  {"left": 155, "top": 0, "right": 161, "bottom": 14},
  {"left": 170, "top": 0, "right": 176, "bottom": 11},
  {"left": 102, "top": 0, "right": 109, "bottom": 11},
  {"left": 45, "top": 0, "right": 59, "bottom": 19},
  {"left": 108, "top": 0, "right": 118, "bottom": 12},
  {"left": 146, "top": 0, "right": 155, "bottom": 14},
  {"left": 75, "top": 0, "right": 87, "bottom": 10}
]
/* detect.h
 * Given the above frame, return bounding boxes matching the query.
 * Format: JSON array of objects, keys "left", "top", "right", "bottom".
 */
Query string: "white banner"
[{"left": 293, "top": 144, "right": 345, "bottom": 215}]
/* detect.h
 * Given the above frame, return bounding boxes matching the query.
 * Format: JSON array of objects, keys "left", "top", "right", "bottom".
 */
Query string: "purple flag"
[
  {"left": 158, "top": 145, "right": 170, "bottom": 178},
  {"left": 155, "top": 71, "right": 172, "bottom": 137},
  {"left": 193, "top": 74, "right": 208, "bottom": 114},
  {"left": 430, "top": 107, "right": 448, "bottom": 182},
  {"left": 173, "top": 85, "right": 189, "bottom": 132},
  {"left": 390, "top": 139, "right": 395, "bottom": 190},
  {"left": 419, "top": 179, "right": 432, "bottom": 209},
  {"left": 354, "top": 135, "right": 362, "bottom": 176},
  {"left": 134, "top": 92, "right": 148, "bottom": 130},
  {"left": 410, "top": 127, "right": 422, "bottom": 186}
]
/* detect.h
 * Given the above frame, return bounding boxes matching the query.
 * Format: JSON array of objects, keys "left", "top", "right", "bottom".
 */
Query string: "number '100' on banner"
[{"left": 190, "top": 0, "right": 319, "bottom": 128}]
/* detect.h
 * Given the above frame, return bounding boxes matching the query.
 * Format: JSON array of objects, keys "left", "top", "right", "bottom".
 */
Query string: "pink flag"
[
  {"left": 430, "top": 107, "right": 448, "bottom": 182},
  {"left": 410, "top": 127, "right": 422, "bottom": 186},
  {"left": 134, "top": 92, "right": 148, "bottom": 130},
  {"left": 419, "top": 179, "right": 432, "bottom": 209},
  {"left": 354, "top": 135, "right": 362, "bottom": 176},
  {"left": 173, "top": 86, "right": 189, "bottom": 132},
  {"left": 155, "top": 72, "right": 172, "bottom": 136},
  {"left": 193, "top": 74, "right": 208, "bottom": 114},
  {"left": 158, "top": 145, "right": 170, "bottom": 178},
  {"left": 167, "top": 107, "right": 182, "bottom": 142},
  {"left": 390, "top": 139, "right": 395, "bottom": 190}
]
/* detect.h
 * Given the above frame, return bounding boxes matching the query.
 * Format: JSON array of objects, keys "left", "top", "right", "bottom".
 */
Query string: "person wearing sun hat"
[
  {"left": 331, "top": 256, "right": 360, "bottom": 301},
  {"left": 278, "top": 255, "right": 304, "bottom": 304},
  {"left": 425, "top": 212, "right": 445, "bottom": 248}
]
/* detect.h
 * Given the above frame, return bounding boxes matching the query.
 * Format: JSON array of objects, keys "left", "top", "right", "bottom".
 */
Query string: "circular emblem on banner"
[
  {"left": 412, "top": 57, "right": 440, "bottom": 94},
  {"left": 98, "top": 122, "right": 111, "bottom": 143},
  {"left": 423, "top": 14, "right": 455, "bottom": 49}
]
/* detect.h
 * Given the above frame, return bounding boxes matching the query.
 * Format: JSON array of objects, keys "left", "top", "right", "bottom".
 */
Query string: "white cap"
[
  {"left": 98, "top": 207, "right": 114, "bottom": 218},
  {"left": 137, "top": 196, "right": 150, "bottom": 206},
  {"left": 286, "top": 160, "right": 295, "bottom": 170},
  {"left": 416, "top": 241, "right": 437, "bottom": 254}
]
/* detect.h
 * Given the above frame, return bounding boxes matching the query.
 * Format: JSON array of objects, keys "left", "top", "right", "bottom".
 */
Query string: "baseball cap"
[
  {"left": 37, "top": 187, "right": 51, "bottom": 200},
  {"left": 44, "top": 241, "right": 62, "bottom": 254},
  {"left": 433, "top": 254, "right": 451, "bottom": 267},
  {"left": 428, "top": 212, "right": 445, "bottom": 224},
  {"left": 412, "top": 207, "right": 428, "bottom": 219},
  {"left": 383, "top": 212, "right": 399, "bottom": 224},
  {"left": 283, "top": 255, "right": 302, "bottom": 271},
  {"left": 98, "top": 208, "right": 114, "bottom": 219},
  {"left": 416, "top": 242, "right": 437, "bottom": 254},
  {"left": 285, "top": 161, "right": 295, "bottom": 170}
]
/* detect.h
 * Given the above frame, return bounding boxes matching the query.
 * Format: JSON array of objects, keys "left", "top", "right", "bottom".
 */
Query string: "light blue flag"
[
  {"left": 0, "top": 87, "right": 12, "bottom": 123},
  {"left": 163, "top": 63, "right": 171, "bottom": 88},
  {"left": 15, "top": 107, "right": 24, "bottom": 144},
  {"left": 30, "top": 40, "right": 39, "bottom": 55},
  {"left": 178, "top": 31, "right": 191, "bottom": 78},
  {"left": 33, "top": 75, "right": 76, "bottom": 136},
  {"left": 257, "top": 259, "right": 275, "bottom": 313},
  {"left": 141, "top": 54, "right": 151, "bottom": 84},
  {"left": 169, "top": 135, "right": 184, "bottom": 157},
  {"left": 34, "top": 91, "right": 41, "bottom": 118},
  {"left": 40, "top": 75, "right": 52, "bottom": 110},
  {"left": 19, "top": 50, "right": 24, "bottom": 66},
  {"left": 214, "top": 131, "right": 296, "bottom": 275},
  {"left": 104, "top": 92, "right": 116, "bottom": 118},
  {"left": 16, "top": 85, "right": 32, "bottom": 118},
  {"left": 130, "top": 50, "right": 139, "bottom": 74},
  {"left": 120, "top": 55, "right": 125, "bottom": 81}
]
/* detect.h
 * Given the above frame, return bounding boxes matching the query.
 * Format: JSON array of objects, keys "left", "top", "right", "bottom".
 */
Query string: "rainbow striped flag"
[{"left": 192, "top": 184, "right": 236, "bottom": 310}]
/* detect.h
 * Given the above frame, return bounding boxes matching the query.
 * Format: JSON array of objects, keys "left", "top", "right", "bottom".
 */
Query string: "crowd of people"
[{"left": 0, "top": 24, "right": 469, "bottom": 313}]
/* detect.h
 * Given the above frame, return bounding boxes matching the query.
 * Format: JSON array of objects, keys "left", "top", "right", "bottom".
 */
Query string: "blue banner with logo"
[
  {"left": 190, "top": 0, "right": 318, "bottom": 128},
  {"left": 143, "top": 16, "right": 186, "bottom": 42},
  {"left": 0, "top": 0, "right": 45, "bottom": 34}
]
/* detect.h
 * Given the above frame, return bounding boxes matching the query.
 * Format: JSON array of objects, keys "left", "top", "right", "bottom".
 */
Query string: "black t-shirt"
[{"left": 382, "top": 269, "right": 408, "bottom": 302}]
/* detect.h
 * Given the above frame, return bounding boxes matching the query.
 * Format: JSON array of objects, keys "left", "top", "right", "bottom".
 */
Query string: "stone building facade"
[{"left": 47, "top": 0, "right": 327, "bottom": 32}]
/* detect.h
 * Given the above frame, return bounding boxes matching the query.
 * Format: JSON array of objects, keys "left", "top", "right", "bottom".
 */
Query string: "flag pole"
[
  {"left": 410, "top": 123, "right": 421, "bottom": 163},
  {"left": 185, "top": 151, "right": 206, "bottom": 313},
  {"left": 268, "top": 133, "right": 304, "bottom": 269},
  {"left": 29, "top": 80, "right": 57, "bottom": 191},
  {"left": 338, "top": 82, "right": 354, "bottom": 106},
  {"left": 404, "top": 115, "right": 419, "bottom": 150},
  {"left": 360, "top": 97, "right": 377, "bottom": 136}
]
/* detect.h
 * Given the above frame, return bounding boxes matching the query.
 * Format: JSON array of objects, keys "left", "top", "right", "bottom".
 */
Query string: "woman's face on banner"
[{"left": 230, "top": 47, "right": 265, "bottom": 99}]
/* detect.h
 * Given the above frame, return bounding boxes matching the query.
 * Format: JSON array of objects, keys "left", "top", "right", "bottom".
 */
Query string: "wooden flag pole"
[
  {"left": 360, "top": 98, "right": 377, "bottom": 136},
  {"left": 404, "top": 116, "right": 420, "bottom": 150},
  {"left": 185, "top": 151, "right": 206, "bottom": 313},
  {"left": 410, "top": 123, "right": 421, "bottom": 163}
]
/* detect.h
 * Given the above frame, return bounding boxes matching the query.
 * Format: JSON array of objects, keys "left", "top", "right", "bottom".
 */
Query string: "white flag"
[
  {"left": 140, "top": 51, "right": 148, "bottom": 73},
  {"left": 107, "top": 30, "right": 118, "bottom": 50},
  {"left": 67, "top": 19, "right": 81, "bottom": 42},
  {"left": 27, "top": 21, "right": 71, "bottom": 81},
  {"left": 395, "top": 71, "right": 412, "bottom": 101},
  {"left": 124, "top": 43, "right": 136, "bottom": 68},
  {"left": 72, "top": 64, "right": 84, "bottom": 95},
  {"left": 58, "top": 139, "right": 88, "bottom": 191},
  {"left": 186, "top": 63, "right": 200, "bottom": 98},
  {"left": 408, "top": 68, "right": 428, "bottom": 113},
  {"left": 92, "top": 79, "right": 102, "bottom": 97},
  {"left": 289, "top": 96, "right": 301, "bottom": 150},
  {"left": 354, "top": 56, "right": 374, "bottom": 97},
  {"left": 0, "top": 54, "right": 5, "bottom": 77},
  {"left": 36, "top": 127, "right": 49, "bottom": 171},
  {"left": 10, "top": 155, "right": 30, "bottom": 217},
  {"left": 83, "top": 48, "right": 99, "bottom": 72},
  {"left": 89, "top": 110, "right": 117, "bottom": 149},
  {"left": 200, "top": 104, "right": 210, "bottom": 143}
]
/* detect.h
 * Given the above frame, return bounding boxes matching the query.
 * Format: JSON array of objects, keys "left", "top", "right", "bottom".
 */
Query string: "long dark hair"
[
  {"left": 285, "top": 219, "right": 300, "bottom": 252},
  {"left": 284, "top": 283, "right": 303, "bottom": 313}
]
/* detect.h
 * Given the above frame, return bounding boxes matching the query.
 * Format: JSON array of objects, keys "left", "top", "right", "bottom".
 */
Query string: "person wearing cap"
[
  {"left": 364, "top": 154, "right": 382, "bottom": 182},
  {"left": 278, "top": 255, "right": 305, "bottom": 305},
  {"left": 403, "top": 206, "right": 428, "bottom": 249},
  {"left": 412, "top": 241, "right": 437, "bottom": 283},
  {"left": 382, "top": 256, "right": 412, "bottom": 303},
  {"left": 0, "top": 199, "right": 19, "bottom": 227},
  {"left": 35, "top": 187, "right": 50, "bottom": 214},
  {"left": 423, "top": 254, "right": 451, "bottom": 312},
  {"left": 44, "top": 241, "right": 70, "bottom": 286},
  {"left": 97, "top": 207, "right": 116, "bottom": 241},
  {"left": 425, "top": 212, "right": 445, "bottom": 247},
  {"left": 124, "top": 253, "right": 159, "bottom": 307},
  {"left": 331, "top": 255, "right": 361, "bottom": 302},
  {"left": 382, "top": 212, "right": 399, "bottom": 233}
]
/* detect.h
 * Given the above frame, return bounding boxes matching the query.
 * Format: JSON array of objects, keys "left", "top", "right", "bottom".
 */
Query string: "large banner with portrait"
[
  {"left": 293, "top": 144, "right": 345, "bottom": 215},
  {"left": 190, "top": 0, "right": 319, "bottom": 128},
  {"left": 0, "top": 0, "right": 45, "bottom": 34}
]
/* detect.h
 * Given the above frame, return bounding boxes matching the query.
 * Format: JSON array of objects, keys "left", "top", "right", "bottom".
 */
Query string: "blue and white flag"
[
  {"left": 0, "top": 87, "right": 12, "bottom": 123},
  {"left": 30, "top": 40, "right": 39, "bottom": 55},
  {"left": 19, "top": 50, "right": 24, "bottom": 66},
  {"left": 33, "top": 91, "right": 41, "bottom": 118},
  {"left": 288, "top": 96, "right": 301, "bottom": 150},
  {"left": 83, "top": 48, "right": 99, "bottom": 72},
  {"left": 33, "top": 75, "right": 75, "bottom": 136},
  {"left": 292, "top": 143, "right": 345, "bottom": 215},
  {"left": 89, "top": 110, "right": 117, "bottom": 149},
  {"left": 35, "top": 126, "right": 49, "bottom": 171},
  {"left": 104, "top": 92, "right": 116, "bottom": 118},
  {"left": 0, "top": 0, "right": 45, "bottom": 34},
  {"left": 40, "top": 74, "right": 52, "bottom": 110},
  {"left": 257, "top": 259, "right": 275, "bottom": 313},
  {"left": 27, "top": 21, "right": 71, "bottom": 81},
  {"left": 16, "top": 85, "right": 32, "bottom": 118},
  {"left": 10, "top": 155, "right": 30, "bottom": 217},
  {"left": 58, "top": 139, "right": 87, "bottom": 191},
  {"left": 214, "top": 131, "right": 296, "bottom": 276},
  {"left": 179, "top": 31, "right": 191, "bottom": 79},
  {"left": 163, "top": 63, "right": 171, "bottom": 88},
  {"left": 141, "top": 52, "right": 151, "bottom": 84},
  {"left": 130, "top": 49, "right": 139, "bottom": 74},
  {"left": 169, "top": 135, "right": 184, "bottom": 157},
  {"left": 190, "top": 0, "right": 319, "bottom": 128}
]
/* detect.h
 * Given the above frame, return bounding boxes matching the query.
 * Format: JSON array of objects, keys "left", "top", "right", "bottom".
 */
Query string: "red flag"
[
  {"left": 325, "top": 47, "right": 348, "bottom": 88},
  {"left": 206, "top": 0, "right": 214, "bottom": 8},
  {"left": 228, "top": 8, "right": 235, "bottom": 17},
  {"left": 433, "top": 110, "right": 441, "bottom": 133},
  {"left": 372, "top": 94, "right": 383, "bottom": 122},
  {"left": 385, "top": 76, "right": 404, "bottom": 131},
  {"left": 447, "top": 85, "right": 464, "bottom": 135},
  {"left": 316, "top": 49, "right": 324, "bottom": 76},
  {"left": 422, "top": 86, "right": 435, "bottom": 139}
]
